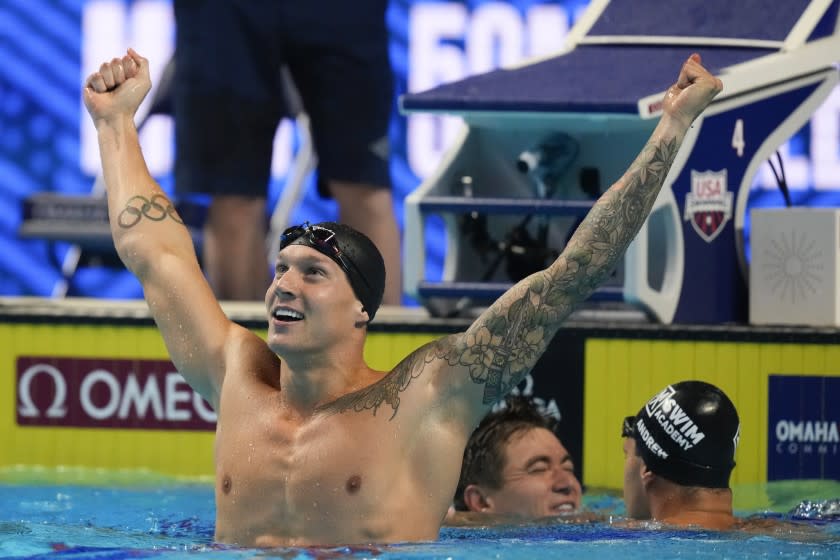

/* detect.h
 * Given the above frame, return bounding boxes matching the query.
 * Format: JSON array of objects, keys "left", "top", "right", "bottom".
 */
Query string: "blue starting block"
[{"left": 400, "top": 0, "right": 840, "bottom": 324}]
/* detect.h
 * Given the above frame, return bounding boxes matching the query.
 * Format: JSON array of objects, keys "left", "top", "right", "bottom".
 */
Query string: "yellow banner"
[{"left": 1, "top": 322, "right": 439, "bottom": 480}]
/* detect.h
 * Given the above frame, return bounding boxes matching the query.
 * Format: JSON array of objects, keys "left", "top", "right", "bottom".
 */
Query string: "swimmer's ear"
[
  {"left": 354, "top": 303, "right": 370, "bottom": 327},
  {"left": 640, "top": 463, "right": 656, "bottom": 488},
  {"left": 463, "top": 484, "right": 492, "bottom": 512}
]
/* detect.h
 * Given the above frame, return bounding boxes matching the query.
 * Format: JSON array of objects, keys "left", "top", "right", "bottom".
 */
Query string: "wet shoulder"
[
  {"left": 734, "top": 516, "right": 831, "bottom": 542},
  {"left": 226, "top": 324, "right": 281, "bottom": 389},
  {"left": 316, "top": 335, "right": 459, "bottom": 418}
]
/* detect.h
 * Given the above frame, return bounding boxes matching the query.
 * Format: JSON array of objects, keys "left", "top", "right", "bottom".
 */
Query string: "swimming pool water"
[{"left": 2, "top": 477, "right": 839, "bottom": 559}]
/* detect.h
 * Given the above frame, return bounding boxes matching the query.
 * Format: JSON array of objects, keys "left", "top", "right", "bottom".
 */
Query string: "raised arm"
[
  {"left": 436, "top": 54, "right": 722, "bottom": 418},
  {"left": 83, "top": 49, "right": 239, "bottom": 407}
]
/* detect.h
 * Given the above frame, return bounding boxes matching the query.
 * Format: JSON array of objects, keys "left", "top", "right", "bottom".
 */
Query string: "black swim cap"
[
  {"left": 280, "top": 222, "right": 386, "bottom": 321},
  {"left": 630, "top": 381, "right": 740, "bottom": 489}
]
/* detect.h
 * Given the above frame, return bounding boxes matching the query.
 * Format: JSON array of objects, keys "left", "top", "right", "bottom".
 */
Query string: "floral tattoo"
[{"left": 324, "top": 136, "right": 680, "bottom": 415}]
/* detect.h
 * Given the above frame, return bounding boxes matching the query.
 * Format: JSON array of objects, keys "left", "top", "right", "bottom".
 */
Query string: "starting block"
[{"left": 400, "top": 0, "right": 840, "bottom": 324}]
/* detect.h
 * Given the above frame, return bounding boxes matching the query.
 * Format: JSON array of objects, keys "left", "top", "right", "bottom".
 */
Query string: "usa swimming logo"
[{"left": 684, "top": 169, "right": 732, "bottom": 243}]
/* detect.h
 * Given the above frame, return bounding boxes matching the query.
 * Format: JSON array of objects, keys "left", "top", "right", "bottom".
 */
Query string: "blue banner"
[{"left": 768, "top": 375, "right": 840, "bottom": 480}]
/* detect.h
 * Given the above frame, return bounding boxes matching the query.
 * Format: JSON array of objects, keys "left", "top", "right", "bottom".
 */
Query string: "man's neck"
[
  {"left": 650, "top": 485, "right": 735, "bottom": 530},
  {"left": 659, "top": 508, "right": 736, "bottom": 531},
  {"left": 279, "top": 346, "right": 373, "bottom": 414}
]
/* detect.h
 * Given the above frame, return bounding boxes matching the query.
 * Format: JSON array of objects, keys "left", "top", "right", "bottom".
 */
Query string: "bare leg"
[
  {"left": 203, "top": 195, "right": 269, "bottom": 300},
  {"left": 330, "top": 181, "right": 402, "bottom": 306}
]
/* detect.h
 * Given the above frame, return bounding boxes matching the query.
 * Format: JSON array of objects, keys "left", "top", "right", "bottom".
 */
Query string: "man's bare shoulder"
[
  {"left": 317, "top": 333, "right": 466, "bottom": 418},
  {"left": 734, "top": 516, "right": 832, "bottom": 543},
  {"left": 223, "top": 324, "right": 282, "bottom": 388},
  {"left": 444, "top": 509, "right": 603, "bottom": 527}
]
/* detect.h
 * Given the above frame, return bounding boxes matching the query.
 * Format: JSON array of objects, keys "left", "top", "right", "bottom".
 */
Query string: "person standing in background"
[{"left": 172, "top": 0, "right": 402, "bottom": 302}]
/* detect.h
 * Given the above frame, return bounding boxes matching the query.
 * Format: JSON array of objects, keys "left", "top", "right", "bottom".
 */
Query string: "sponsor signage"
[
  {"left": 768, "top": 375, "right": 840, "bottom": 480},
  {"left": 639, "top": 384, "right": 707, "bottom": 458},
  {"left": 16, "top": 357, "right": 216, "bottom": 431}
]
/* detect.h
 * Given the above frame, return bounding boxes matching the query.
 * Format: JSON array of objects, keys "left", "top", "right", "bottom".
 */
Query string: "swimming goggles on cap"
[{"left": 278, "top": 222, "right": 372, "bottom": 294}]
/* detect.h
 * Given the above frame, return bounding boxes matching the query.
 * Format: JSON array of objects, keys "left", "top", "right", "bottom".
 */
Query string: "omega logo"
[
  {"left": 17, "top": 363, "right": 68, "bottom": 418},
  {"left": 15, "top": 357, "right": 216, "bottom": 430}
]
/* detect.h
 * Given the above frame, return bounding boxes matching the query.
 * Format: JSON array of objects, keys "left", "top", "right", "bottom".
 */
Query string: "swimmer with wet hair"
[
  {"left": 621, "top": 380, "right": 741, "bottom": 530},
  {"left": 84, "top": 48, "right": 722, "bottom": 546},
  {"left": 451, "top": 395, "right": 582, "bottom": 520}
]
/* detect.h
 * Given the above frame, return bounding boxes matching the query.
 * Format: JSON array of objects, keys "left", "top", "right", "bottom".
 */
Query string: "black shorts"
[{"left": 172, "top": 0, "right": 393, "bottom": 199}]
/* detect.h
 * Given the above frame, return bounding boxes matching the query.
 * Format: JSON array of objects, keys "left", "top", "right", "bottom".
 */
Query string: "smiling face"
[
  {"left": 482, "top": 427, "right": 582, "bottom": 517},
  {"left": 265, "top": 244, "right": 367, "bottom": 355}
]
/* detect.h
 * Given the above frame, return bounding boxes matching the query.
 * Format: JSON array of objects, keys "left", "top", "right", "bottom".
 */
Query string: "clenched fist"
[
  {"left": 83, "top": 48, "right": 151, "bottom": 126},
  {"left": 662, "top": 53, "right": 724, "bottom": 130}
]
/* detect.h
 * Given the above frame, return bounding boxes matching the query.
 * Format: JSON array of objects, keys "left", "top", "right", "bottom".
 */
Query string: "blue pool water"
[{"left": 1, "top": 476, "right": 839, "bottom": 559}]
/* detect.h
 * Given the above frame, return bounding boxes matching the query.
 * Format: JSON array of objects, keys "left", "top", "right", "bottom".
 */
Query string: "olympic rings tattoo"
[{"left": 118, "top": 195, "right": 184, "bottom": 228}]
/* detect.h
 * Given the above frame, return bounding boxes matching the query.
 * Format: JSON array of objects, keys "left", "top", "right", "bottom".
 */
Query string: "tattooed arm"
[
  {"left": 83, "top": 49, "right": 246, "bottom": 407},
  {"left": 431, "top": 54, "right": 723, "bottom": 421}
]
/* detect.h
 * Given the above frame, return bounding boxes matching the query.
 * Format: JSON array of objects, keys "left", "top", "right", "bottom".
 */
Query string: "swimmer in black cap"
[
  {"left": 85, "top": 48, "right": 722, "bottom": 545},
  {"left": 278, "top": 221, "right": 386, "bottom": 321},
  {"left": 621, "top": 381, "right": 741, "bottom": 530}
]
